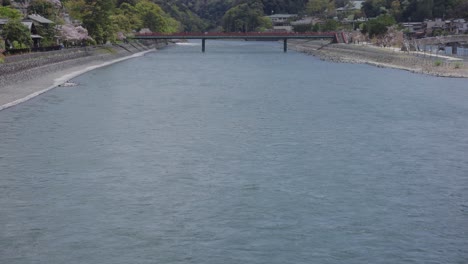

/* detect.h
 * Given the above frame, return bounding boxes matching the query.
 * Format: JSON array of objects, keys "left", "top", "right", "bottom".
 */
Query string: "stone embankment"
[
  {"left": 289, "top": 39, "right": 468, "bottom": 78},
  {"left": 0, "top": 41, "right": 165, "bottom": 88}
]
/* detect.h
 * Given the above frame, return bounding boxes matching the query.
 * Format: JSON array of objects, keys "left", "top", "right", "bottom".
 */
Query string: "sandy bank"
[
  {"left": 289, "top": 39, "right": 468, "bottom": 78},
  {"left": 0, "top": 43, "right": 161, "bottom": 111}
]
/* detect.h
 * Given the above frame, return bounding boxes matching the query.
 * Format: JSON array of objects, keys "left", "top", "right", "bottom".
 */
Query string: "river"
[{"left": 1, "top": 41, "right": 467, "bottom": 264}]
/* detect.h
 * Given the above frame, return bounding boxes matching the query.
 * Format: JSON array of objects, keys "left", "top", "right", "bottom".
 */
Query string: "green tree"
[
  {"left": 111, "top": 2, "right": 142, "bottom": 33},
  {"left": 63, "top": 0, "right": 86, "bottom": 21},
  {"left": 0, "top": 6, "right": 22, "bottom": 19},
  {"left": 222, "top": 0, "right": 271, "bottom": 32},
  {"left": 81, "top": 0, "right": 116, "bottom": 44},
  {"left": 154, "top": 1, "right": 207, "bottom": 32},
  {"left": 34, "top": 23, "right": 56, "bottom": 46},
  {"left": 306, "top": 0, "right": 328, "bottom": 16},
  {"left": 263, "top": 0, "right": 308, "bottom": 14},
  {"left": 322, "top": 19, "right": 340, "bottom": 30},
  {"left": 1, "top": 19, "right": 32, "bottom": 49},
  {"left": 362, "top": 14, "right": 395, "bottom": 37},
  {"left": 135, "top": 0, "right": 180, "bottom": 32},
  {"left": 362, "top": 0, "right": 387, "bottom": 17},
  {"left": 116, "top": 0, "right": 137, "bottom": 7},
  {"left": 401, "top": 0, "right": 434, "bottom": 21},
  {"left": 293, "top": 23, "right": 313, "bottom": 32},
  {"left": 390, "top": 0, "right": 402, "bottom": 21},
  {"left": 28, "top": 0, "right": 56, "bottom": 19}
]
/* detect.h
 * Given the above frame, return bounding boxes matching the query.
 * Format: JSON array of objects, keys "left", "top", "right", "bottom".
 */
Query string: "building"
[
  {"left": 424, "top": 18, "right": 447, "bottom": 35},
  {"left": 401, "top": 22, "right": 425, "bottom": 37},
  {"left": 451, "top": 19, "right": 468, "bottom": 34},
  {"left": 24, "top": 14, "right": 55, "bottom": 47},
  {"left": 0, "top": 14, "right": 54, "bottom": 48},
  {"left": 336, "top": 1, "right": 364, "bottom": 14},
  {"left": 266, "top": 14, "right": 298, "bottom": 32}
]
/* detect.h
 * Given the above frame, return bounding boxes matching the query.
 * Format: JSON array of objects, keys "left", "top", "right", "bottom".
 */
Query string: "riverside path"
[{"left": 132, "top": 32, "right": 347, "bottom": 52}]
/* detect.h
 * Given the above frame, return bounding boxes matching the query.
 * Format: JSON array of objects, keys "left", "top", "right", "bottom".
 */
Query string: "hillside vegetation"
[{"left": 1, "top": 0, "right": 468, "bottom": 46}]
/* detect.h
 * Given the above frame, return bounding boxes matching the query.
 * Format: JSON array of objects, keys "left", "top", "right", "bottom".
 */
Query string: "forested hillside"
[
  {"left": 1, "top": 0, "right": 468, "bottom": 47},
  {"left": 361, "top": 0, "right": 468, "bottom": 22}
]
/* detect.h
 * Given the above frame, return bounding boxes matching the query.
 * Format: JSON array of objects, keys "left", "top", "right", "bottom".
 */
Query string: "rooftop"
[
  {"left": 267, "top": 14, "right": 298, "bottom": 18},
  {"left": 27, "top": 14, "right": 54, "bottom": 24}
]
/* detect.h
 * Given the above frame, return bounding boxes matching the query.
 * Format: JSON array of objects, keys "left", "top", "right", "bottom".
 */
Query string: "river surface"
[{"left": 1, "top": 41, "right": 468, "bottom": 264}]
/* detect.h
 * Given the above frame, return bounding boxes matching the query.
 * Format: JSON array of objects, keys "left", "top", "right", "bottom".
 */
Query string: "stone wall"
[{"left": 0, "top": 42, "right": 164, "bottom": 88}]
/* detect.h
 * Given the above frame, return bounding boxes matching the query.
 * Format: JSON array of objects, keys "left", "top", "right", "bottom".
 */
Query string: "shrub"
[
  {"left": 434, "top": 60, "right": 442, "bottom": 67},
  {"left": 454, "top": 61, "right": 463, "bottom": 69}
]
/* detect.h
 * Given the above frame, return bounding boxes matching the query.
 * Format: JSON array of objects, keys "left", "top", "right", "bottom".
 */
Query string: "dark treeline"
[{"left": 362, "top": 0, "right": 468, "bottom": 22}]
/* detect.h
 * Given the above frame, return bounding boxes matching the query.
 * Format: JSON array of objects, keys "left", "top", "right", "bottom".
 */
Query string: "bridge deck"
[
  {"left": 133, "top": 32, "right": 337, "bottom": 40},
  {"left": 132, "top": 32, "right": 342, "bottom": 52}
]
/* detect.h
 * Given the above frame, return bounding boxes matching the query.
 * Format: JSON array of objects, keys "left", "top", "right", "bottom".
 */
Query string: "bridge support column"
[
  {"left": 202, "top": 38, "right": 206, "bottom": 52},
  {"left": 283, "top": 38, "right": 287, "bottom": 52}
]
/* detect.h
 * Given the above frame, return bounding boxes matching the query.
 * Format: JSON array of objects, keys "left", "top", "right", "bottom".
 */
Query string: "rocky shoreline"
[{"left": 288, "top": 39, "right": 468, "bottom": 78}]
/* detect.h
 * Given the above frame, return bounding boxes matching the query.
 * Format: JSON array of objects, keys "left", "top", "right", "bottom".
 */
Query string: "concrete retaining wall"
[{"left": 0, "top": 42, "right": 164, "bottom": 88}]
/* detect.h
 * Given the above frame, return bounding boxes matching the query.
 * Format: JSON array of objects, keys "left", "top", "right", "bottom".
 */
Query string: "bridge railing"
[{"left": 134, "top": 32, "right": 337, "bottom": 37}]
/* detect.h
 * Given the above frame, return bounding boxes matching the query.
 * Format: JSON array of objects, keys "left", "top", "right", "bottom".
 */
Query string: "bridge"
[{"left": 132, "top": 32, "right": 346, "bottom": 52}]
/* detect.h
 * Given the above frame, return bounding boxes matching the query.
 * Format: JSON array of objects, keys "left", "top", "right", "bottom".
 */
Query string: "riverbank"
[
  {"left": 0, "top": 41, "right": 165, "bottom": 111},
  {"left": 289, "top": 39, "right": 468, "bottom": 78}
]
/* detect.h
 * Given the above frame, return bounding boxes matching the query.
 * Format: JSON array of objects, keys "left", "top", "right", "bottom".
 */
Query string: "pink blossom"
[
  {"left": 117, "top": 32, "right": 126, "bottom": 40},
  {"left": 60, "top": 24, "right": 92, "bottom": 41}
]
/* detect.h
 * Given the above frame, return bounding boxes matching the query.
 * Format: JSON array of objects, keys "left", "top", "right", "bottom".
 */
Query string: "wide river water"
[{"left": 1, "top": 41, "right": 468, "bottom": 264}]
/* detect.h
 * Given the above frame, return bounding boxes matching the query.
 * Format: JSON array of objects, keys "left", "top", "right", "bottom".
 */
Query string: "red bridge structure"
[{"left": 132, "top": 32, "right": 347, "bottom": 52}]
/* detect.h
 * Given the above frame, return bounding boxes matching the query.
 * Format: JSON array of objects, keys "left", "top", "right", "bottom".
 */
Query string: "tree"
[
  {"left": 63, "top": 0, "right": 86, "bottom": 21},
  {"left": 27, "top": 0, "right": 57, "bottom": 19},
  {"left": 135, "top": 0, "right": 180, "bottom": 33},
  {"left": 322, "top": 19, "right": 340, "bottom": 30},
  {"left": 362, "top": 0, "right": 387, "bottom": 17},
  {"left": 81, "top": 0, "right": 115, "bottom": 44},
  {"left": 361, "top": 14, "right": 396, "bottom": 37},
  {"left": 293, "top": 23, "right": 313, "bottom": 32},
  {"left": 262, "top": 0, "right": 308, "bottom": 14},
  {"left": 112, "top": 3, "right": 142, "bottom": 33},
  {"left": 222, "top": 0, "right": 271, "bottom": 32},
  {"left": 390, "top": 0, "right": 402, "bottom": 21},
  {"left": 1, "top": 19, "right": 32, "bottom": 49},
  {"left": 446, "top": 0, "right": 468, "bottom": 19},
  {"left": 306, "top": 0, "right": 328, "bottom": 16},
  {"left": 60, "top": 24, "right": 93, "bottom": 46},
  {"left": 0, "top": 6, "right": 22, "bottom": 19}
]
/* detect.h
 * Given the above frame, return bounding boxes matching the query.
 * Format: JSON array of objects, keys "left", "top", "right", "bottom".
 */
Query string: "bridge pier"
[
  {"left": 202, "top": 38, "right": 206, "bottom": 52},
  {"left": 283, "top": 38, "right": 287, "bottom": 52}
]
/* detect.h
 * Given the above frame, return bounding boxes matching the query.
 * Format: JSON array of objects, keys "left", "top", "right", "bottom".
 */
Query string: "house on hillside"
[
  {"left": 291, "top": 17, "right": 315, "bottom": 26},
  {"left": 266, "top": 14, "right": 298, "bottom": 32},
  {"left": 0, "top": 18, "right": 9, "bottom": 30},
  {"left": 336, "top": 1, "right": 364, "bottom": 14},
  {"left": 424, "top": 18, "right": 447, "bottom": 36},
  {"left": 401, "top": 22, "right": 425, "bottom": 38},
  {"left": 451, "top": 19, "right": 468, "bottom": 34},
  {"left": 0, "top": 14, "right": 55, "bottom": 48},
  {"left": 24, "top": 14, "right": 55, "bottom": 47}
]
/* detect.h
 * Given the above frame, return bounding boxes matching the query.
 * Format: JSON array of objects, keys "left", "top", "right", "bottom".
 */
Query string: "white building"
[{"left": 266, "top": 14, "right": 298, "bottom": 32}]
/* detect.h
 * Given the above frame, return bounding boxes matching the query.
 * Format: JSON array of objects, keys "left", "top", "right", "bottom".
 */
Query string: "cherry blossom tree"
[{"left": 59, "top": 24, "right": 93, "bottom": 46}]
